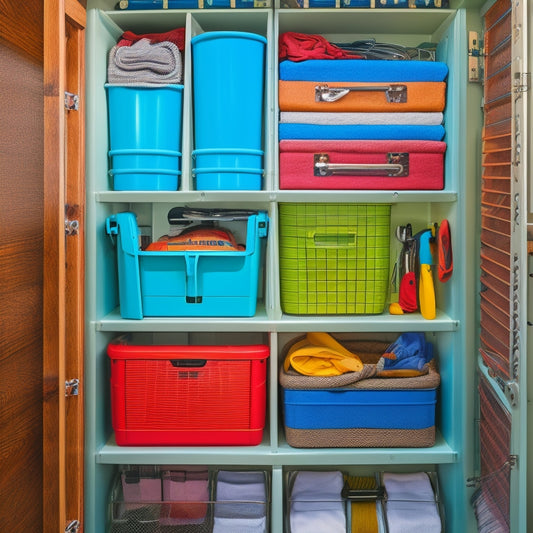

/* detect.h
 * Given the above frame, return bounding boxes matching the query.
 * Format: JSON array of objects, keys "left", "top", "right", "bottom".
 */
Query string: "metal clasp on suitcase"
[
  {"left": 315, "top": 84, "right": 407, "bottom": 103},
  {"left": 314, "top": 152, "right": 409, "bottom": 177}
]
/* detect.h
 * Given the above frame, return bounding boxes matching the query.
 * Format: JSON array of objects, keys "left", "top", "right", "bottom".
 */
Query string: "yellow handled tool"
[{"left": 418, "top": 230, "right": 436, "bottom": 320}]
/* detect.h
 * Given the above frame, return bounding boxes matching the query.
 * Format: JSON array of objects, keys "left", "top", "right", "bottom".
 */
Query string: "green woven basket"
[{"left": 279, "top": 203, "right": 391, "bottom": 315}]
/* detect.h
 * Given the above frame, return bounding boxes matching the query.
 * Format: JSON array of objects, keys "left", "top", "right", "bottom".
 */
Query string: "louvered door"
[{"left": 474, "top": 0, "right": 529, "bottom": 531}]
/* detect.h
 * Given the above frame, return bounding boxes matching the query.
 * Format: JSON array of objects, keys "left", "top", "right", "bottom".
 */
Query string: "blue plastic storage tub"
[
  {"left": 191, "top": 31, "right": 266, "bottom": 190},
  {"left": 105, "top": 211, "right": 269, "bottom": 318},
  {"left": 283, "top": 388, "right": 437, "bottom": 430},
  {"left": 106, "top": 84, "right": 183, "bottom": 191},
  {"left": 282, "top": 386, "right": 438, "bottom": 448}
]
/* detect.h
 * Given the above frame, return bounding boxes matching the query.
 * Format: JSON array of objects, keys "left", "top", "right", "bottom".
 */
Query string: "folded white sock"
[{"left": 383, "top": 472, "right": 441, "bottom": 533}]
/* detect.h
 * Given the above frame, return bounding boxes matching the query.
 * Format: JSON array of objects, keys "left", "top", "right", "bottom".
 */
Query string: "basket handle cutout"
[
  {"left": 170, "top": 359, "right": 207, "bottom": 368},
  {"left": 309, "top": 232, "right": 357, "bottom": 248}
]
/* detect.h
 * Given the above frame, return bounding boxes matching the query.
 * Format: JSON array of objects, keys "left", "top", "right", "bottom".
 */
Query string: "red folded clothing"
[
  {"left": 118, "top": 27, "right": 185, "bottom": 50},
  {"left": 279, "top": 32, "right": 362, "bottom": 62}
]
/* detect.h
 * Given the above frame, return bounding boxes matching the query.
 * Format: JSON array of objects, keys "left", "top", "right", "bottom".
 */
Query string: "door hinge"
[
  {"left": 513, "top": 72, "right": 530, "bottom": 94},
  {"left": 466, "top": 456, "right": 518, "bottom": 488},
  {"left": 468, "top": 31, "right": 484, "bottom": 83},
  {"left": 65, "top": 378, "right": 80, "bottom": 397},
  {"left": 65, "top": 520, "right": 81, "bottom": 533},
  {"left": 64, "top": 91, "right": 79, "bottom": 111},
  {"left": 65, "top": 218, "right": 79, "bottom": 236},
  {"left": 65, "top": 204, "right": 80, "bottom": 236},
  {"left": 487, "top": 367, "right": 519, "bottom": 407}
]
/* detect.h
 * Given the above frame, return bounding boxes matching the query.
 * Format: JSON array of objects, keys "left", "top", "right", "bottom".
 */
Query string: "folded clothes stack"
[
  {"left": 277, "top": 32, "right": 448, "bottom": 190},
  {"left": 289, "top": 471, "right": 346, "bottom": 533},
  {"left": 214, "top": 470, "right": 268, "bottom": 533},
  {"left": 107, "top": 28, "right": 185, "bottom": 85},
  {"left": 383, "top": 472, "right": 442, "bottom": 533},
  {"left": 161, "top": 469, "right": 210, "bottom": 525}
]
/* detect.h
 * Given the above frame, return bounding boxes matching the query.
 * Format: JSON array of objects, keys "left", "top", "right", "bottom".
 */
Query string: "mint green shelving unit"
[{"left": 83, "top": 2, "right": 518, "bottom": 532}]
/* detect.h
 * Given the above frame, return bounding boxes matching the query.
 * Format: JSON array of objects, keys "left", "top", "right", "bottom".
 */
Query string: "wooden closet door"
[
  {"left": 43, "top": 0, "right": 86, "bottom": 531},
  {"left": 0, "top": 1, "right": 44, "bottom": 530}
]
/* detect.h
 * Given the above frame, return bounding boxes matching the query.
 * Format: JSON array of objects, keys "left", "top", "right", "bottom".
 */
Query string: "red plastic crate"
[{"left": 108, "top": 341, "right": 269, "bottom": 446}]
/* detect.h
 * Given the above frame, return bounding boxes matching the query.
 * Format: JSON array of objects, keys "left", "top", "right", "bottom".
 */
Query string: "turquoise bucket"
[
  {"left": 191, "top": 31, "right": 266, "bottom": 190},
  {"left": 106, "top": 84, "right": 183, "bottom": 191}
]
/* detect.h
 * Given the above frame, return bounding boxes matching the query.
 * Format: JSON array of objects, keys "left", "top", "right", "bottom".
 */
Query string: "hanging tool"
[
  {"left": 437, "top": 218, "right": 453, "bottom": 282},
  {"left": 389, "top": 224, "right": 418, "bottom": 315},
  {"left": 418, "top": 229, "right": 436, "bottom": 320}
]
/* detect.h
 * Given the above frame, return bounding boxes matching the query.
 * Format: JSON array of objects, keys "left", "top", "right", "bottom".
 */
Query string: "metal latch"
[
  {"left": 65, "top": 520, "right": 81, "bottom": 533},
  {"left": 487, "top": 368, "right": 519, "bottom": 407},
  {"left": 468, "top": 31, "right": 483, "bottom": 83},
  {"left": 315, "top": 84, "right": 407, "bottom": 104},
  {"left": 64, "top": 92, "right": 79, "bottom": 111},
  {"left": 65, "top": 379, "right": 79, "bottom": 397},
  {"left": 314, "top": 152, "right": 409, "bottom": 177}
]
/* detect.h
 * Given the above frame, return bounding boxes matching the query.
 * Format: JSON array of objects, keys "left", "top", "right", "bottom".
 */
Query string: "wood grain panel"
[
  {"left": 0, "top": 41, "right": 44, "bottom": 532},
  {"left": 0, "top": 0, "right": 43, "bottom": 63}
]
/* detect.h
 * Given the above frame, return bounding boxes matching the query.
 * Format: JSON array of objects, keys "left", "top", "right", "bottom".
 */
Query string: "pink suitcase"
[{"left": 279, "top": 139, "right": 446, "bottom": 190}]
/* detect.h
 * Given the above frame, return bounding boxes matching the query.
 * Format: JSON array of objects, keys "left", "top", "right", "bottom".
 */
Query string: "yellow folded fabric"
[{"left": 284, "top": 332, "right": 364, "bottom": 376}]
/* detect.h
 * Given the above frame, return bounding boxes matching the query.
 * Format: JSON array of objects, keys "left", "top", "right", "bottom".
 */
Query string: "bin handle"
[
  {"left": 309, "top": 232, "right": 357, "bottom": 248},
  {"left": 315, "top": 83, "right": 407, "bottom": 103},
  {"left": 170, "top": 359, "right": 207, "bottom": 368},
  {"left": 314, "top": 153, "right": 409, "bottom": 177}
]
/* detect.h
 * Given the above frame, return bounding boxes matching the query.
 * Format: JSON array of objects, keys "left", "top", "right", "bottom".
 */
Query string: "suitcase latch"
[
  {"left": 315, "top": 84, "right": 407, "bottom": 103},
  {"left": 314, "top": 152, "right": 409, "bottom": 177}
]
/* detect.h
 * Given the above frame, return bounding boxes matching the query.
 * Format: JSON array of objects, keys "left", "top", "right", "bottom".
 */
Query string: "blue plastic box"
[
  {"left": 282, "top": 385, "right": 438, "bottom": 447},
  {"left": 283, "top": 388, "right": 436, "bottom": 430},
  {"left": 106, "top": 211, "right": 269, "bottom": 318}
]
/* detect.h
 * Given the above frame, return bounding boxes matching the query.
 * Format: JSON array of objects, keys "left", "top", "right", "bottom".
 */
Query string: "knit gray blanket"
[{"left": 107, "top": 38, "right": 183, "bottom": 86}]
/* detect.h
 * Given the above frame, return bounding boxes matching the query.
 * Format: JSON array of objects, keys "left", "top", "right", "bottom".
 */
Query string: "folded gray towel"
[{"left": 107, "top": 38, "right": 183, "bottom": 86}]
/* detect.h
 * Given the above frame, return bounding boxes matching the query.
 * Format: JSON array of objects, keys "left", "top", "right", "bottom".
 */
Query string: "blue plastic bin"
[
  {"left": 105, "top": 211, "right": 269, "bottom": 318},
  {"left": 105, "top": 84, "right": 183, "bottom": 191},
  {"left": 191, "top": 31, "right": 266, "bottom": 190},
  {"left": 282, "top": 388, "right": 437, "bottom": 430}
]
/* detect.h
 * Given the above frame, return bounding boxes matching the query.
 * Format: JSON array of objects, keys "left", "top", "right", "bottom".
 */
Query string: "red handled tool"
[{"left": 437, "top": 219, "right": 453, "bottom": 282}]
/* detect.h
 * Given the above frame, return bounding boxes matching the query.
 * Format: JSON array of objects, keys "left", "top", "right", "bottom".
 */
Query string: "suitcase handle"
[
  {"left": 314, "top": 152, "right": 409, "bottom": 177},
  {"left": 315, "top": 83, "right": 407, "bottom": 103}
]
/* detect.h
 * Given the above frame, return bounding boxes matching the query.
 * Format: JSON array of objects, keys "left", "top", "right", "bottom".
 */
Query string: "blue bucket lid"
[{"left": 191, "top": 31, "right": 267, "bottom": 46}]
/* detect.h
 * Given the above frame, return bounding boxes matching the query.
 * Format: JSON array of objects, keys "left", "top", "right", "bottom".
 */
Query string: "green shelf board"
[
  {"left": 96, "top": 307, "right": 458, "bottom": 332},
  {"left": 96, "top": 190, "right": 457, "bottom": 204},
  {"left": 96, "top": 431, "right": 456, "bottom": 465}
]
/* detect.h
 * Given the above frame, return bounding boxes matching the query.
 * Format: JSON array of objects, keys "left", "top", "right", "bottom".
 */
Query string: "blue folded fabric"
[
  {"left": 279, "top": 59, "right": 449, "bottom": 82},
  {"left": 279, "top": 124, "right": 446, "bottom": 141},
  {"left": 380, "top": 332, "right": 434, "bottom": 372}
]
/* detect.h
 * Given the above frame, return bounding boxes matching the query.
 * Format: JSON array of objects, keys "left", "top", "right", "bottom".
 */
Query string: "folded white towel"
[
  {"left": 383, "top": 472, "right": 441, "bottom": 533},
  {"left": 214, "top": 471, "right": 267, "bottom": 529},
  {"left": 290, "top": 471, "right": 346, "bottom": 533},
  {"left": 279, "top": 112, "right": 444, "bottom": 126}
]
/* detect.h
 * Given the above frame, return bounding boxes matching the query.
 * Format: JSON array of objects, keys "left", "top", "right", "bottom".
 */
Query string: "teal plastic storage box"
[
  {"left": 191, "top": 31, "right": 266, "bottom": 190},
  {"left": 105, "top": 211, "right": 269, "bottom": 318},
  {"left": 105, "top": 84, "right": 184, "bottom": 191}
]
